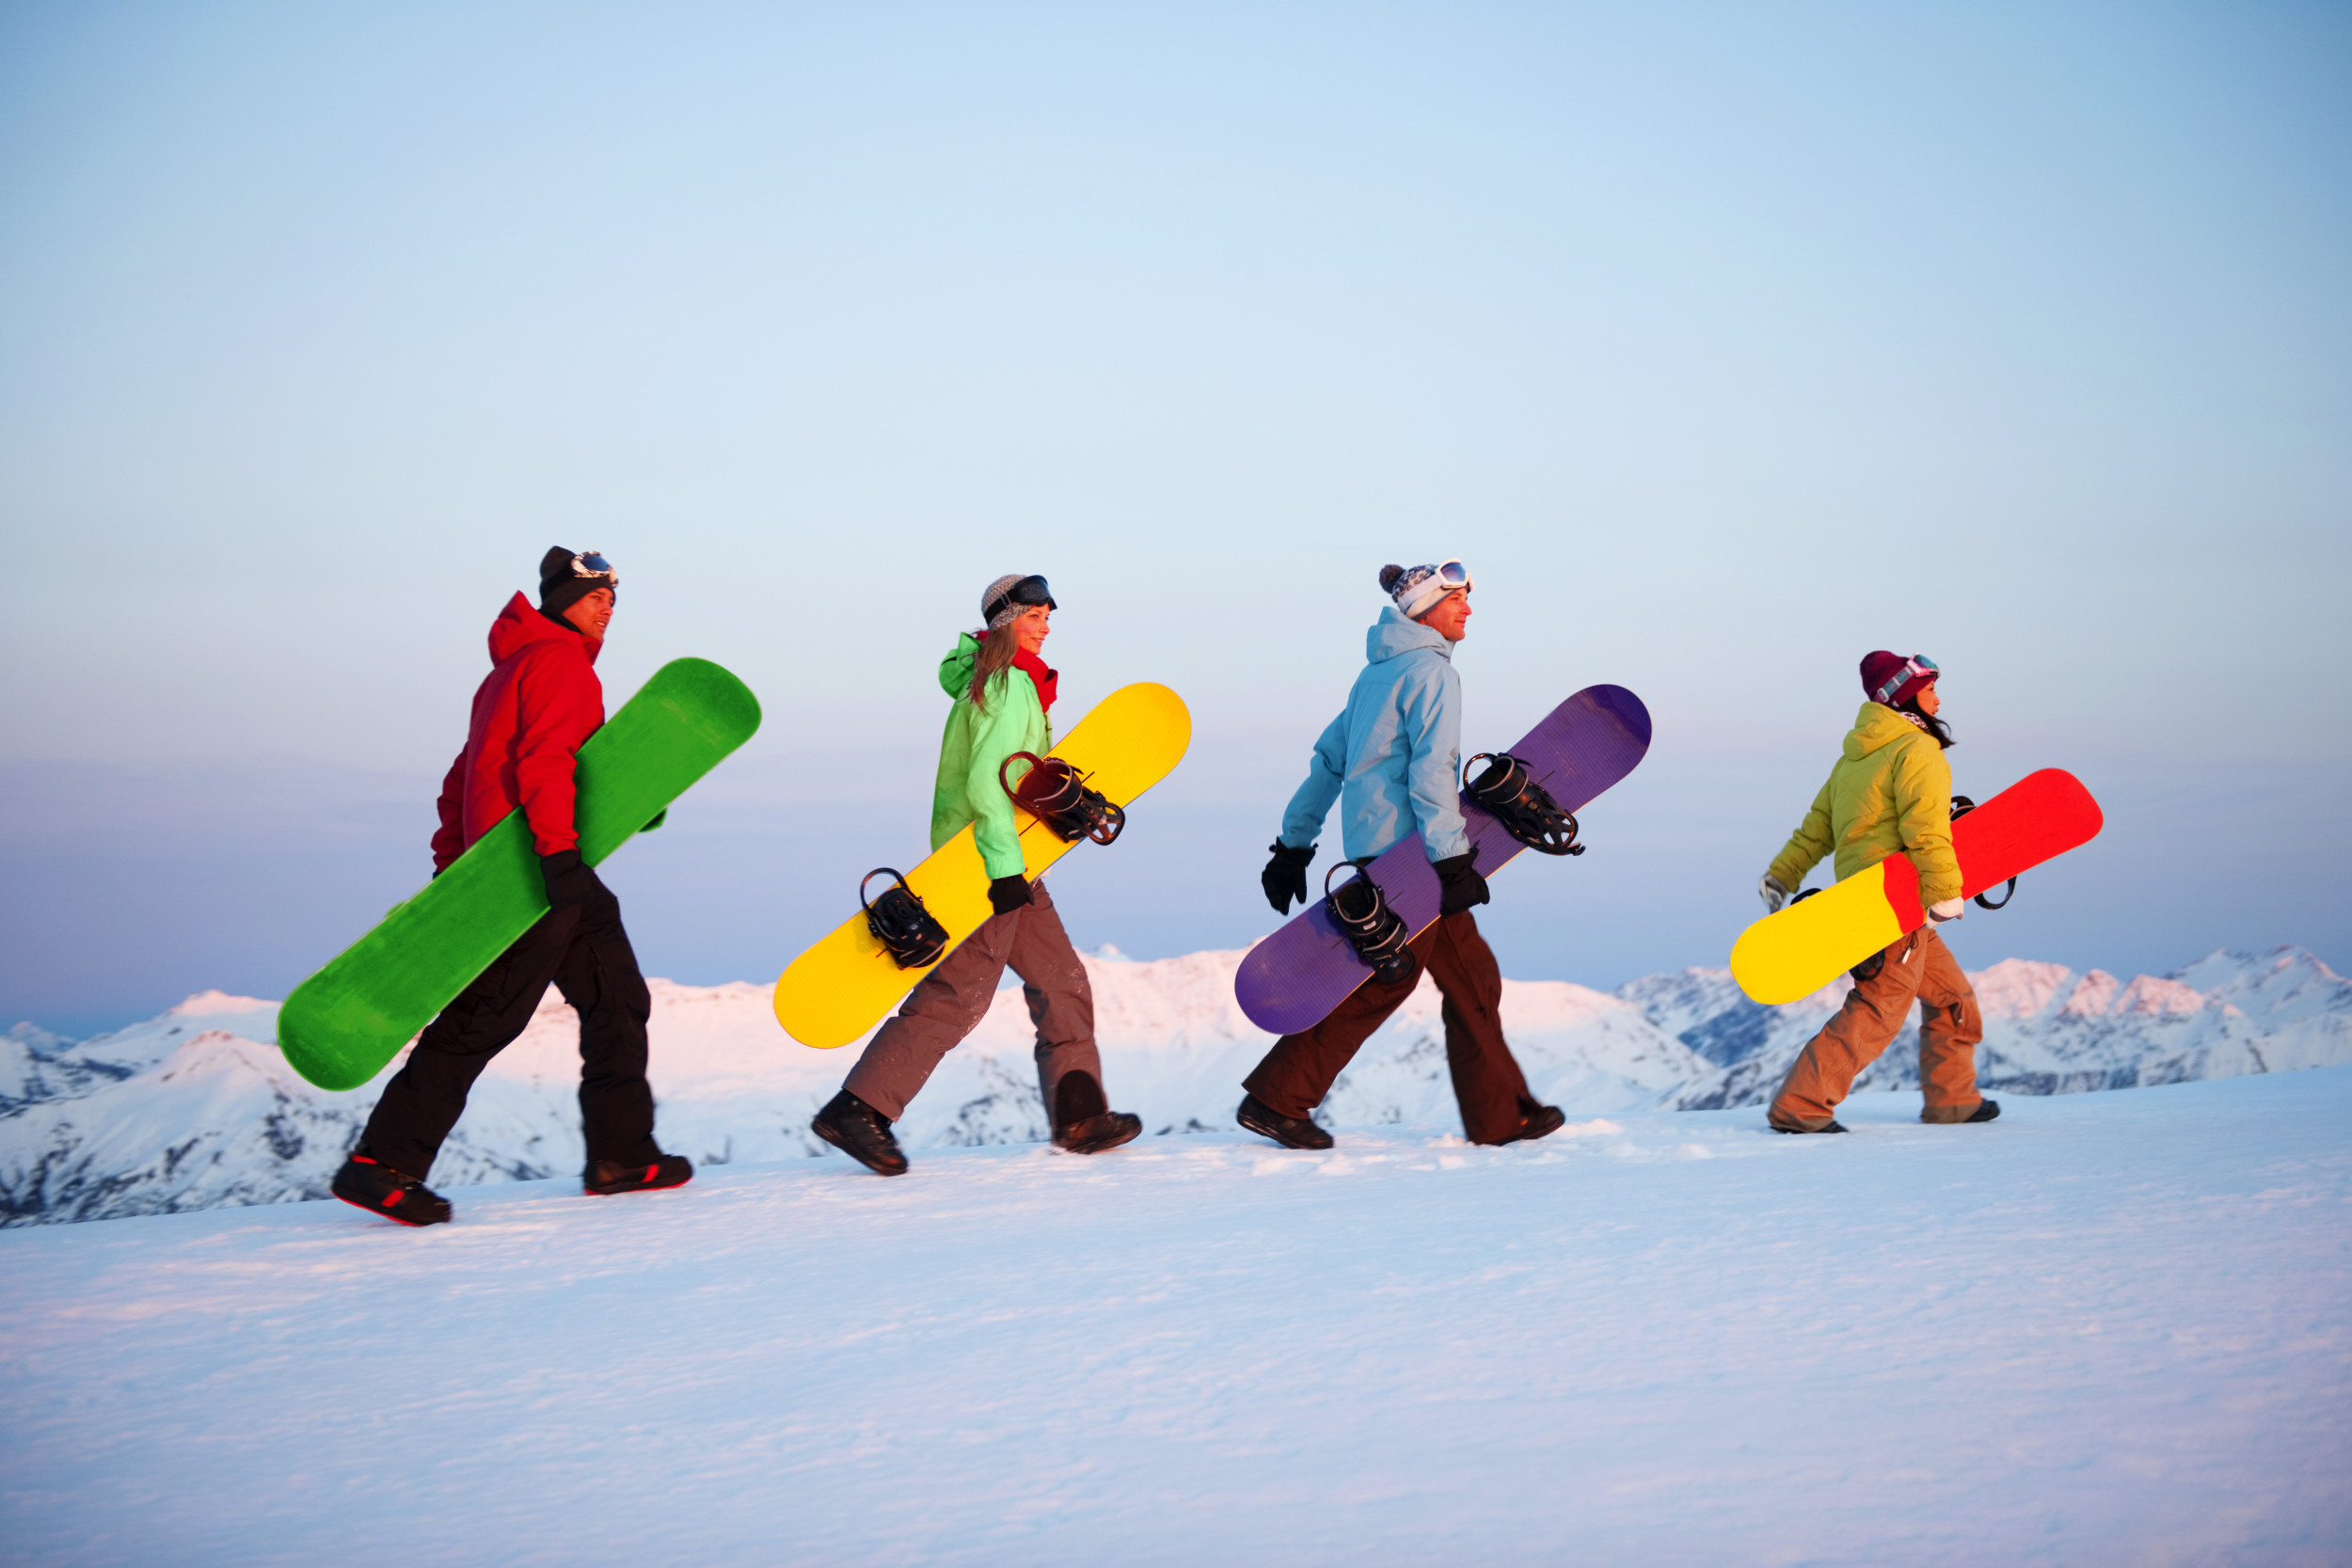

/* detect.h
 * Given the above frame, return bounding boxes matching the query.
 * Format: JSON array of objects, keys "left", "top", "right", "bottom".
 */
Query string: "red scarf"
[{"left": 977, "top": 632, "right": 1058, "bottom": 711}]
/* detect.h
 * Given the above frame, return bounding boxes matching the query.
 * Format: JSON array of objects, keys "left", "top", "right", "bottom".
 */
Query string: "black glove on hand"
[
  {"left": 540, "top": 848, "right": 612, "bottom": 910},
  {"left": 1261, "top": 840, "right": 1317, "bottom": 914},
  {"left": 988, "top": 874, "right": 1033, "bottom": 916},
  {"left": 1433, "top": 849, "right": 1489, "bottom": 917}
]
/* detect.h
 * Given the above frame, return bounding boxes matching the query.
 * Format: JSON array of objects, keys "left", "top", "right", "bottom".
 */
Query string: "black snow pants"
[{"left": 357, "top": 892, "right": 660, "bottom": 1180}]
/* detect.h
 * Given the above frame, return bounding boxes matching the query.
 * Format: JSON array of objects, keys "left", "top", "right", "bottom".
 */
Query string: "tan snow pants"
[
  {"left": 1768, "top": 924, "right": 1986, "bottom": 1131},
  {"left": 843, "top": 879, "right": 1106, "bottom": 1129}
]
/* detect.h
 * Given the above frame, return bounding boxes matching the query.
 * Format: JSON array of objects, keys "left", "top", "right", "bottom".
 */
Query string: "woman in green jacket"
[
  {"left": 811, "top": 574, "right": 1143, "bottom": 1175},
  {"left": 1758, "top": 651, "right": 1997, "bottom": 1133}
]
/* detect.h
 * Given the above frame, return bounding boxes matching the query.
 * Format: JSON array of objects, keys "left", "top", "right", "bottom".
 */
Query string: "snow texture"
[
  {"left": 3, "top": 947, "right": 2348, "bottom": 1227},
  {"left": 1, "top": 1069, "right": 2345, "bottom": 1565}
]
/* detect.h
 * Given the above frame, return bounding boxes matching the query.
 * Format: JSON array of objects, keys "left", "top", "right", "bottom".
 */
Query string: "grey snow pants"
[{"left": 842, "top": 878, "right": 1107, "bottom": 1129}]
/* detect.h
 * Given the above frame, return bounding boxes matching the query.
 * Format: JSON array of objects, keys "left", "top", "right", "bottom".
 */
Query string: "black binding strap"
[
  {"left": 1462, "top": 752, "right": 1583, "bottom": 856},
  {"left": 1323, "top": 861, "right": 1419, "bottom": 988},
  {"left": 861, "top": 869, "right": 949, "bottom": 970},
  {"left": 1947, "top": 796, "right": 2018, "bottom": 911}
]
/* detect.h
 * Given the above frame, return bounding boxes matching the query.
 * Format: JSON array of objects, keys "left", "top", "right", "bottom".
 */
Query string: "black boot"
[
  {"left": 1772, "top": 1119, "right": 1850, "bottom": 1134},
  {"left": 812, "top": 1089, "right": 909, "bottom": 1176},
  {"left": 1963, "top": 1098, "right": 2002, "bottom": 1123},
  {"left": 1236, "top": 1093, "right": 1334, "bottom": 1150},
  {"left": 331, "top": 1151, "right": 453, "bottom": 1227},
  {"left": 1057, "top": 1111, "right": 1143, "bottom": 1154},
  {"left": 584, "top": 1153, "right": 694, "bottom": 1195},
  {"left": 1500, "top": 1102, "right": 1567, "bottom": 1145},
  {"left": 1050, "top": 1071, "right": 1141, "bottom": 1154}
]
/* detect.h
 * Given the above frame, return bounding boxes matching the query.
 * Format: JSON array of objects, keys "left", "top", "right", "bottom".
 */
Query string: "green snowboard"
[{"left": 278, "top": 657, "right": 762, "bottom": 1091}]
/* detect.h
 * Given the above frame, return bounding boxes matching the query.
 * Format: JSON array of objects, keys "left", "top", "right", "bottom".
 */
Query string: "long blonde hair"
[{"left": 968, "top": 626, "right": 1020, "bottom": 712}]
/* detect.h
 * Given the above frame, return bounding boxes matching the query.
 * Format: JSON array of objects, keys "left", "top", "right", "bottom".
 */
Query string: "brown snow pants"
[
  {"left": 1242, "top": 911, "right": 1539, "bottom": 1146},
  {"left": 843, "top": 879, "right": 1107, "bottom": 1128},
  {"left": 1768, "top": 924, "right": 1986, "bottom": 1131}
]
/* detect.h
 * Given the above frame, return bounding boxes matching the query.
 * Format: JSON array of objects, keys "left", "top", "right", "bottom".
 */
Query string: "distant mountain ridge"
[{"left": 5, "top": 946, "right": 2346, "bottom": 1227}]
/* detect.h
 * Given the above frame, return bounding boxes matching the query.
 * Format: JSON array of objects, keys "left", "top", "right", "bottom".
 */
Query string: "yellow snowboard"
[{"left": 773, "top": 682, "right": 1191, "bottom": 1048}]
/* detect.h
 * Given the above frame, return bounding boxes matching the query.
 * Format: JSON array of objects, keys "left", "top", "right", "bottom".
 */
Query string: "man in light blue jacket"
[{"left": 1236, "top": 562, "right": 1565, "bottom": 1150}]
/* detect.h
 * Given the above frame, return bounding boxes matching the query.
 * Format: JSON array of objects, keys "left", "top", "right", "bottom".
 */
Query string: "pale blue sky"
[{"left": 4, "top": 2, "right": 2347, "bottom": 1034}]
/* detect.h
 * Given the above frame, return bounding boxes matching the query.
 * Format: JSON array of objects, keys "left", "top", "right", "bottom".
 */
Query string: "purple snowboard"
[{"left": 1233, "top": 684, "right": 1652, "bottom": 1036}]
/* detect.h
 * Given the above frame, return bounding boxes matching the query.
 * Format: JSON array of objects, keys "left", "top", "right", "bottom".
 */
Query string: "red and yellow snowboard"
[
  {"left": 773, "top": 683, "right": 1190, "bottom": 1048},
  {"left": 1729, "top": 768, "right": 2104, "bottom": 1005}
]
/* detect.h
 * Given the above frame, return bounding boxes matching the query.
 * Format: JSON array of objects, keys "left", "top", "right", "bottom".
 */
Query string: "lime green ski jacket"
[
  {"left": 1768, "top": 701, "right": 1963, "bottom": 905},
  {"left": 932, "top": 633, "right": 1053, "bottom": 879}
]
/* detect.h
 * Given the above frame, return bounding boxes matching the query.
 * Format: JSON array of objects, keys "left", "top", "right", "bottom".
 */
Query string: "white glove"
[
  {"left": 1927, "top": 897, "right": 1965, "bottom": 923},
  {"left": 1759, "top": 876, "right": 1789, "bottom": 914}
]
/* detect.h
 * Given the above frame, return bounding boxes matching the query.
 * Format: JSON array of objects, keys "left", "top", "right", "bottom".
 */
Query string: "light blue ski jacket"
[{"left": 1278, "top": 607, "right": 1470, "bottom": 864}]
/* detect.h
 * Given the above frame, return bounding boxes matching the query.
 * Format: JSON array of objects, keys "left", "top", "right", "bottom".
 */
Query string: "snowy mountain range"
[{"left": 6, "top": 944, "right": 2347, "bottom": 1227}]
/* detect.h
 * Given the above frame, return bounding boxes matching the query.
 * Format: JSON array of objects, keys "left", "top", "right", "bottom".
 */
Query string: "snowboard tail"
[
  {"left": 278, "top": 658, "right": 763, "bottom": 1091},
  {"left": 1727, "top": 768, "right": 2104, "bottom": 1006},
  {"left": 772, "top": 682, "right": 1192, "bottom": 1049},
  {"left": 1232, "top": 685, "right": 1653, "bottom": 1037}
]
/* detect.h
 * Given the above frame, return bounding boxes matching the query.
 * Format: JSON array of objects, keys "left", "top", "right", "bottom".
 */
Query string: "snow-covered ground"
[
  {"left": 6, "top": 945, "right": 2348, "bottom": 1227},
  {"left": 4, "top": 1068, "right": 2346, "bottom": 1565}
]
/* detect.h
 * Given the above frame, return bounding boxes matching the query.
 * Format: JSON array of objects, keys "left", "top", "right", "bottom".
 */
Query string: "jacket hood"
[
  {"left": 1842, "top": 700, "right": 1923, "bottom": 761},
  {"left": 1366, "top": 606, "right": 1454, "bottom": 665},
  {"left": 487, "top": 591, "right": 598, "bottom": 666},
  {"left": 938, "top": 632, "right": 980, "bottom": 699}
]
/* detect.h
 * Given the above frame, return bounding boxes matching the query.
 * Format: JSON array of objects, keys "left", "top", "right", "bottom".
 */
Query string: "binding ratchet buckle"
[
  {"left": 1323, "top": 861, "right": 1420, "bottom": 988},
  {"left": 1463, "top": 752, "right": 1583, "bottom": 856},
  {"left": 1000, "top": 752, "right": 1125, "bottom": 846},
  {"left": 861, "top": 869, "right": 949, "bottom": 969},
  {"left": 1947, "top": 797, "right": 2017, "bottom": 910}
]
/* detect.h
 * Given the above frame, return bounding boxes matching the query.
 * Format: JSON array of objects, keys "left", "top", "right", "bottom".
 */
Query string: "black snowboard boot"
[
  {"left": 584, "top": 1153, "right": 694, "bottom": 1195},
  {"left": 812, "top": 1088, "right": 910, "bottom": 1176},
  {"left": 1050, "top": 1072, "right": 1141, "bottom": 1154},
  {"left": 1236, "top": 1093, "right": 1334, "bottom": 1150},
  {"left": 1963, "top": 1098, "right": 2001, "bottom": 1123},
  {"left": 1057, "top": 1111, "right": 1143, "bottom": 1154},
  {"left": 1772, "top": 1119, "right": 1850, "bottom": 1134},
  {"left": 331, "top": 1151, "right": 453, "bottom": 1227},
  {"left": 1500, "top": 1102, "right": 1567, "bottom": 1145}
]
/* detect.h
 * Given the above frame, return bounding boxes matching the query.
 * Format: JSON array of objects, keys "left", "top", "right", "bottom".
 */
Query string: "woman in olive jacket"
[
  {"left": 1756, "top": 652, "right": 1997, "bottom": 1133},
  {"left": 809, "top": 574, "right": 1143, "bottom": 1176}
]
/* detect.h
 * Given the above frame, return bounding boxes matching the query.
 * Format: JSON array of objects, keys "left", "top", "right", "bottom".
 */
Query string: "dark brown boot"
[
  {"left": 1236, "top": 1093, "right": 1333, "bottom": 1150},
  {"left": 813, "top": 1089, "right": 910, "bottom": 1176}
]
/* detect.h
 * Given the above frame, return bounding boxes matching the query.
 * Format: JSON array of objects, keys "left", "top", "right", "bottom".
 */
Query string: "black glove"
[
  {"left": 1433, "top": 849, "right": 1489, "bottom": 917},
  {"left": 1261, "top": 840, "right": 1316, "bottom": 914},
  {"left": 988, "top": 874, "right": 1033, "bottom": 916},
  {"left": 540, "top": 848, "right": 612, "bottom": 910}
]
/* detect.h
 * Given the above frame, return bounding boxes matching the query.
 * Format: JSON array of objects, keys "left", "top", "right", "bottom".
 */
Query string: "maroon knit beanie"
[{"left": 1860, "top": 650, "right": 1939, "bottom": 708}]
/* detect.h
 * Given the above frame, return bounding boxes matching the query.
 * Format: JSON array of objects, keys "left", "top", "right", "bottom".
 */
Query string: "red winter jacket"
[{"left": 430, "top": 594, "right": 606, "bottom": 870}]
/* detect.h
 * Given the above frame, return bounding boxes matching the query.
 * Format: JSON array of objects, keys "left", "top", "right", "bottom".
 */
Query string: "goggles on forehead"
[
  {"left": 1434, "top": 560, "right": 1471, "bottom": 591},
  {"left": 567, "top": 551, "right": 618, "bottom": 587},
  {"left": 984, "top": 574, "right": 1057, "bottom": 623},
  {"left": 1872, "top": 654, "right": 1939, "bottom": 705}
]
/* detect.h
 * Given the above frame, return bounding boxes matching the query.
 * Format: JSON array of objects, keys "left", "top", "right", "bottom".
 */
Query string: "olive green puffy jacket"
[
  {"left": 931, "top": 633, "right": 1053, "bottom": 879},
  {"left": 1768, "top": 701, "right": 1962, "bottom": 905}
]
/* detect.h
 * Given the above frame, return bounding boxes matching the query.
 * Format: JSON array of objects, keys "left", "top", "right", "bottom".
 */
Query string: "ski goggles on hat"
[
  {"left": 1394, "top": 559, "right": 1473, "bottom": 615},
  {"left": 1871, "top": 653, "right": 1939, "bottom": 705},
  {"left": 983, "top": 574, "right": 1057, "bottom": 623},
  {"left": 565, "top": 551, "right": 618, "bottom": 587}
]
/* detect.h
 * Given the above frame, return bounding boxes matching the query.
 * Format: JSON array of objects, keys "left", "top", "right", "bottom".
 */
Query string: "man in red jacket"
[{"left": 331, "top": 548, "right": 691, "bottom": 1227}]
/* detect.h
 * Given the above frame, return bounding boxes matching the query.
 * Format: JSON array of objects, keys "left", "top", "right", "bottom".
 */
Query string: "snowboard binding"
[
  {"left": 1323, "top": 861, "right": 1420, "bottom": 989},
  {"left": 1463, "top": 752, "right": 1583, "bottom": 856},
  {"left": 1000, "top": 752, "right": 1125, "bottom": 846},
  {"left": 1947, "top": 797, "right": 2018, "bottom": 910},
  {"left": 861, "top": 869, "right": 950, "bottom": 970}
]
